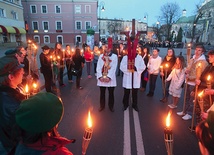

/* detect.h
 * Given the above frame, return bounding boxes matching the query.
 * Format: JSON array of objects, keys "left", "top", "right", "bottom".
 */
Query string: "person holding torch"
[
  {"left": 159, "top": 48, "right": 176, "bottom": 103},
  {"left": 177, "top": 44, "right": 208, "bottom": 121},
  {"left": 194, "top": 50, "right": 214, "bottom": 125}
]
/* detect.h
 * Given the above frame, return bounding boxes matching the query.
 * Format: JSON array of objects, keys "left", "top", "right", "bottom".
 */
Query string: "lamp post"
[
  {"left": 156, "top": 21, "right": 160, "bottom": 42},
  {"left": 98, "top": 1, "right": 105, "bottom": 41},
  {"left": 143, "top": 13, "right": 148, "bottom": 32}
]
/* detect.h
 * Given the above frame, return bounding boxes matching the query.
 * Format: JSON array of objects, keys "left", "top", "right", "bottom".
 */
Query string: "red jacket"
[
  {"left": 84, "top": 50, "right": 93, "bottom": 62},
  {"left": 15, "top": 136, "right": 75, "bottom": 155}
]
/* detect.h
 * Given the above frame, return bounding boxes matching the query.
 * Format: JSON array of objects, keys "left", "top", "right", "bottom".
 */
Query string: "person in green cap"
[
  {"left": 15, "top": 92, "right": 75, "bottom": 154},
  {"left": 0, "top": 57, "right": 25, "bottom": 154}
]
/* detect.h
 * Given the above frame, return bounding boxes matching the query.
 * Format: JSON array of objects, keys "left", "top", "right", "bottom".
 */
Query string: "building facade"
[
  {"left": 0, "top": 0, "right": 26, "bottom": 47},
  {"left": 22, "top": 0, "right": 98, "bottom": 46}
]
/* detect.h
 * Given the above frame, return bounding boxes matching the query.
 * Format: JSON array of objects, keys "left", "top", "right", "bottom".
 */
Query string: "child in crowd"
[{"left": 166, "top": 55, "right": 186, "bottom": 109}]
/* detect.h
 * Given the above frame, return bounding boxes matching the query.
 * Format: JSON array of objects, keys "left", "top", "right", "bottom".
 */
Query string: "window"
[
  {"left": 43, "top": 21, "right": 49, "bottom": 30},
  {"left": 34, "top": 35, "right": 40, "bottom": 43},
  {"left": 57, "top": 35, "right": 63, "bottom": 44},
  {"left": 0, "top": 8, "right": 5, "bottom": 17},
  {"left": 75, "top": 5, "right": 81, "bottom": 14},
  {"left": 76, "top": 35, "right": 82, "bottom": 43},
  {"left": 44, "top": 35, "right": 50, "bottom": 44},
  {"left": 41, "top": 5, "right": 47, "bottom": 13},
  {"left": 75, "top": 21, "right": 82, "bottom": 30},
  {"left": 32, "top": 21, "right": 38, "bottom": 30},
  {"left": 85, "top": 21, "right": 91, "bottom": 29},
  {"left": 31, "top": 5, "right": 37, "bottom": 14},
  {"left": 56, "top": 21, "right": 62, "bottom": 30},
  {"left": 85, "top": 5, "right": 91, "bottom": 13},
  {"left": 12, "top": 12, "right": 18, "bottom": 20},
  {"left": 55, "top": 5, "right": 61, "bottom": 13}
]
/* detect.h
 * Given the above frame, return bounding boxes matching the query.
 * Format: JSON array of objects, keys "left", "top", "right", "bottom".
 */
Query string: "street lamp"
[
  {"left": 98, "top": 1, "right": 105, "bottom": 41},
  {"left": 144, "top": 13, "right": 148, "bottom": 31},
  {"left": 156, "top": 21, "right": 160, "bottom": 41}
]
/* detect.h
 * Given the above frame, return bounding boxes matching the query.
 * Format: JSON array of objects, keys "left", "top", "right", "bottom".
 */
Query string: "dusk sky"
[{"left": 99, "top": 0, "right": 203, "bottom": 26}]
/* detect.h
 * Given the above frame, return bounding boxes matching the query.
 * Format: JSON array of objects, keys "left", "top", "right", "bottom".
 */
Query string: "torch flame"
[
  {"left": 166, "top": 111, "right": 172, "bottom": 128},
  {"left": 188, "top": 43, "right": 191, "bottom": 47},
  {"left": 165, "top": 64, "right": 169, "bottom": 68},
  {"left": 57, "top": 56, "right": 60, "bottom": 59},
  {"left": 198, "top": 91, "right": 204, "bottom": 98},
  {"left": 87, "top": 111, "right": 92, "bottom": 128},
  {"left": 197, "top": 63, "right": 201, "bottom": 68},
  {"left": 50, "top": 55, "right": 53, "bottom": 59},
  {"left": 207, "top": 75, "right": 211, "bottom": 81},
  {"left": 25, "top": 84, "right": 29, "bottom": 93},
  {"left": 33, "top": 83, "right": 37, "bottom": 89}
]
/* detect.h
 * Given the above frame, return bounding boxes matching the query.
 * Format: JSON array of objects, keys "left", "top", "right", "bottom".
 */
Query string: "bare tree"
[{"left": 160, "top": 2, "right": 181, "bottom": 41}]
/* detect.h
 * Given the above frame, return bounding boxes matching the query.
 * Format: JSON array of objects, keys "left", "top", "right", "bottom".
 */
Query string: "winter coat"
[
  {"left": 166, "top": 68, "right": 186, "bottom": 98},
  {"left": 187, "top": 54, "right": 208, "bottom": 86},
  {"left": 0, "top": 86, "right": 25, "bottom": 153},
  {"left": 84, "top": 50, "right": 93, "bottom": 62},
  {"left": 120, "top": 55, "right": 146, "bottom": 89}
]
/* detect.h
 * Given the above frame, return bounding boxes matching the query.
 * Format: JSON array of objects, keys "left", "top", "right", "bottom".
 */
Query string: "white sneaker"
[
  {"left": 168, "top": 104, "right": 177, "bottom": 109},
  {"left": 182, "top": 114, "right": 192, "bottom": 120},
  {"left": 177, "top": 111, "right": 185, "bottom": 116}
]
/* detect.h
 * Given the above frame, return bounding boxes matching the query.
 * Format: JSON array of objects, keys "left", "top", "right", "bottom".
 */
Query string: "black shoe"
[
  {"left": 98, "top": 107, "right": 105, "bottom": 112},
  {"left": 132, "top": 105, "right": 139, "bottom": 112},
  {"left": 160, "top": 97, "right": 167, "bottom": 103},
  {"left": 188, "top": 126, "right": 196, "bottom": 132},
  {"left": 123, "top": 105, "right": 129, "bottom": 111}
]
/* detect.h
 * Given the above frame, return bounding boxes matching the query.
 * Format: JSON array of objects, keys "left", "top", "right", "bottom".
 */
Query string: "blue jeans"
[{"left": 185, "top": 84, "right": 195, "bottom": 115}]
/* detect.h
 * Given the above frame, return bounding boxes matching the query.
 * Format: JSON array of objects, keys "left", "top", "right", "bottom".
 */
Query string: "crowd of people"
[{"left": 0, "top": 40, "right": 214, "bottom": 154}]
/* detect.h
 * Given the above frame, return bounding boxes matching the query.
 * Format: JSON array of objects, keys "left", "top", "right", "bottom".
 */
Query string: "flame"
[
  {"left": 25, "top": 84, "right": 29, "bottom": 93},
  {"left": 207, "top": 75, "right": 211, "bottom": 81},
  {"left": 50, "top": 55, "right": 53, "bottom": 59},
  {"left": 165, "top": 64, "right": 169, "bottom": 68},
  {"left": 57, "top": 56, "right": 60, "bottom": 59},
  {"left": 166, "top": 111, "right": 171, "bottom": 128},
  {"left": 197, "top": 63, "right": 201, "bottom": 68},
  {"left": 188, "top": 43, "right": 191, "bottom": 47},
  {"left": 160, "top": 66, "right": 163, "bottom": 69},
  {"left": 87, "top": 111, "right": 92, "bottom": 128},
  {"left": 33, "top": 83, "right": 37, "bottom": 89},
  {"left": 198, "top": 91, "right": 204, "bottom": 98}
]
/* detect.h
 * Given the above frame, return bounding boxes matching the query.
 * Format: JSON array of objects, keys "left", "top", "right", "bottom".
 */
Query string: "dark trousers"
[
  {"left": 99, "top": 87, "right": 115, "bottom": 110},
  {"left": 94, "top": 62, "right": 97, "bottom": 74},
  {"left": 66, "top": 63, "right": 73, "bottom": 80},
  {"left": 43, "top": 70, "right": 52, "bottom": 92},
  {"left": 76, "top": 70, "right": 82, "bottom": 88},
  {"left": 58, "top": 67, "right": 64, "bottom": 85},
  {"left": 149, "top": 74, "right": 158, "bottom": 94},
  {"left": 86, "top": 62, "right": 91, "bottom": 75},
  {"left": 123, "top": 88, "right": 138, "bottom": 107}
]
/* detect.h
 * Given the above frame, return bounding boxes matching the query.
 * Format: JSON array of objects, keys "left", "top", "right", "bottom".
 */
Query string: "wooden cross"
[{"left": 120, "top": 19, "right": 146, "bottom": 72}]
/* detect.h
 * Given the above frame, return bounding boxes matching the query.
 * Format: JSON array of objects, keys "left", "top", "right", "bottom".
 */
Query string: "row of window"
[
  {"left": 0, "top": 8, "right": 18, "bottom": 19},
  {"left": 34, "top": 35, "right": 82, "bottom": 44},
  {"left": 30, "top": 4, "right": 91, "bottom": 14},
  {"left": 31, "top": 20, "right": 91, "bottom": 31}
]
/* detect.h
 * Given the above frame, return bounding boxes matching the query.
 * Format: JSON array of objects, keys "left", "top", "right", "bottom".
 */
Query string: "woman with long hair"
[{"left": 72, "top": 48, "right": 85, "bottom": 89}]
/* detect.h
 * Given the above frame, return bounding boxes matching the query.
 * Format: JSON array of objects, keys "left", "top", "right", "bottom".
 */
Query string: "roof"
[{"left": 176, "top": 15, "right": 196, "bottom": 24}]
